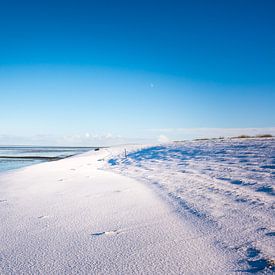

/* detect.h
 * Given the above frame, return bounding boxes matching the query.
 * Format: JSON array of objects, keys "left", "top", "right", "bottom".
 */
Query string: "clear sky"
[{"left": 0, "top": 0, "right": 275, "bottom": 145}]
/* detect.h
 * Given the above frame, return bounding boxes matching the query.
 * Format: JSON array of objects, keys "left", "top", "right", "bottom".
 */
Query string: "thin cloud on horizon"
[{"left": 1, "top": 127, "right": 274, "bottom": 146}]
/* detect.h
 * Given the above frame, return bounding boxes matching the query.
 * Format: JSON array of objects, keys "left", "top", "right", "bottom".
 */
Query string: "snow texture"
[
  {"left": 108, "top": 138, "right": 275, "bottom": 274},
  {"left": 0, "top": 146, "right": 238, "bottom": 274}
]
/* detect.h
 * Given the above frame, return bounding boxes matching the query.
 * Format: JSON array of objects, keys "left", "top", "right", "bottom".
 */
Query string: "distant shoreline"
[
  {"left": 0, "top": 155, "right": 71, "bottom": 161},
  {"left": 0, "top": 146, "right": 98, "bottom": 174}
]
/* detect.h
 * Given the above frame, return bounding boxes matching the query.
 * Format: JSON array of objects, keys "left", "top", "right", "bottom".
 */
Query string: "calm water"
[{"left": 0, "top": 146, "right": 94, "bottom": 173}]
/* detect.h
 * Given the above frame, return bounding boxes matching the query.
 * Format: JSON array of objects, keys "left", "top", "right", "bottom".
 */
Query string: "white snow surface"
[
  {"left": 107, "top": 138, "right": 275, "bottom": 274},
  {"left": 0, "top": 145, "right": 239, "bottom": 274}
]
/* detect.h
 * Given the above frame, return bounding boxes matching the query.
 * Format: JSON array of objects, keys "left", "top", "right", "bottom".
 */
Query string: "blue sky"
[{"left": 0, "top": 0, "right": 275, "bottom": 145}]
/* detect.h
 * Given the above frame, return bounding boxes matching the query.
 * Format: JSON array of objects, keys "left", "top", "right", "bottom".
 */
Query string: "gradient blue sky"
[{"left": 0, "top": 0, "right": 275, "bottom": 145}]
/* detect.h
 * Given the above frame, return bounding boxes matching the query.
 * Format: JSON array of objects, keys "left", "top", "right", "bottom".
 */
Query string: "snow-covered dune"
[
  {"left": 0, "top": 146, "right": 237, "bottom": 274},
  {"left": 108, "top": 138, "right": 275, "bottom": 273}
]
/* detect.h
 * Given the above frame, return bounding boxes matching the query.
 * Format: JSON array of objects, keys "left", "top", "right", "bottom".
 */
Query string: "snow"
[
  {"left": 0, "top": 145, "right": 237, "bottom": 274},
  {"left": 107, "top": 138, "right": 275, "bottom": 273}
]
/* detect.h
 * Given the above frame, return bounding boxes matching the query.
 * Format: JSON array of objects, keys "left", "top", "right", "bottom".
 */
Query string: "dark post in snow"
[{"left": 124, "top": 148, "right": 127, "bottom": 158}]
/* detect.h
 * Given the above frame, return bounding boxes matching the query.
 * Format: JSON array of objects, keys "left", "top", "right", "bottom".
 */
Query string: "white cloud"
[
  {"left": 148, "top": 127, "right": 275, "bottom": 140},
  {"left": 1, "top": 127, "right": 274, "bottom": 146},
  {"left": 158, "top": 134, "right": 170, "bottom": 143},
  {"left": 0, "top": 133, "right": 154, "bottom": 146}
]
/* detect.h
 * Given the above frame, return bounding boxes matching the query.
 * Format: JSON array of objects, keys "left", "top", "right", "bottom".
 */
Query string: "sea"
[{"left": 0, "top": 146, "right": 94, "bottom": 173}]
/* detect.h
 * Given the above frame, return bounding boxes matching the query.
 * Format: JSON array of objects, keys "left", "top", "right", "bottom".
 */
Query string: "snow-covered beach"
[
  {"left": 109, "top": 138, "right": 275, "bottom": 273},
  {"left": 0, "top": 139, "right": 274, "bottom": 274},
  {"left": 2, "top": 0, "right": 274, "bottom": 273}
]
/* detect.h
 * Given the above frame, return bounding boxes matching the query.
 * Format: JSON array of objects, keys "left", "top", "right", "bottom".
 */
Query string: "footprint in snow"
[
  {"left": 256, "top": 227, "right": 267, "bottom": 233},
  {"left": 241, "top": 246, "right": 275, "bottom": 273},
  {"left": 256, "top": 185, "right": 275, "bottom": 196},
  {"left": 246, "top": 247, "right": 260, "bottom": 258},
  {"left": 38, "top": 215, "right": 49, "bottom": 219},
  {"left": 91, "top": 229, "right": 122, "bottom": 237},
  {"left": 0, "top": 199, "right": 7, "bottom": 203}
]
